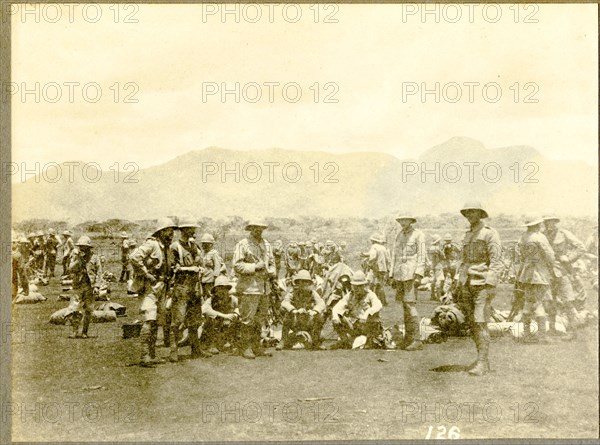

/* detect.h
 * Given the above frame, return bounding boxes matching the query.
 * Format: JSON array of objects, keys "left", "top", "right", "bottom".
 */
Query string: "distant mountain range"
[{"left": 12, "top": 137, "right": 597, "bottom": 223}]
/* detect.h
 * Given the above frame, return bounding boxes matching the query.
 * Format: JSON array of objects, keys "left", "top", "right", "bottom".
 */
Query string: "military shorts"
[
  {"left": 458, "top": 283, "right": 494, "bottom": 323},
  {"left": 238, "top": 293, "right": 269, "bottom": 326},
  {"left": 171, "top": 283, "right": 202, "bottom": 327},
  {"left": 392, "top": 279, "right": 416, "bottom": 303}
]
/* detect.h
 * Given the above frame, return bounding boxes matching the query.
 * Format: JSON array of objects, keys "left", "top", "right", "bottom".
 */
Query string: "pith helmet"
[
  {"left": 120, "top": 231, "right": 128, "bottom": 238},
  {"left": 200, "top": 233, "right": 215, "bottom": 244},
  {"left": 36, "top": 230, "right": 44, "bottom": 237},
  {"left": 48, "top": 228, "right": 56, "bottom": 235},
  {"left": 152, "top": 217, "right": 177, "bottom": 236},
  {"left": 27, "top": 232, "right": 35, "bottom": 239},
  {"left": 178, "top": 216, "right": 199, "bottom": 229},
  {"left": 370, "top": 233, "right": 385, "bottom": 243},
  {"left": 213, "top": 275, "right": 232, "bottom": 289},
  {"left": 395, "top": 213, "right": 417, "bottom": 224},
  {"left": 431, "top": 234, "right": 441, "bottom": 245},
  {"left": 19, "top": 237, "right": 30, "bottom": 244},
  {"left": 76, "top": 236, "right": 93, "bottom": 248},
  {"left": 245, "top": 220, "right": 268, "bottom": 231},
  {"left": 62, "top": 230, "right": 72, "bottom": 236},
  {"left": 460, "top": 201, "right": 489, "bottom": 219},
  {"left": 444, "top": 233, "right": 452, "bottom": 241},
  {"left": 293, "top": 270, "right": 313, "bottom": 284},
  {"left": 350, "top": 270, "right": 369, "bottom": 285}
]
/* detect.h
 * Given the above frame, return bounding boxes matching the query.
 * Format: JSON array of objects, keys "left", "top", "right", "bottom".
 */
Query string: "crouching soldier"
[
  {"left": 330, "top": 271, "right": 383, "bottom": 349},
  {"left": 130, "top": 218, "right": 176, "bottom": 367},
  {"left": 277, "top": 270, "right": 326, "bottom": 350},
  {"left": 201, "top": 276, "right": 240, "bottom": 354},
  {"left": 68, "top": 236, "right": 101, "bottom": 339}
]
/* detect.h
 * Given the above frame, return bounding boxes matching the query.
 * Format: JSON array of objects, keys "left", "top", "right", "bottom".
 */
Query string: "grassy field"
[{"left": 10, "top": 239, "right": 599, "bottom": 441}]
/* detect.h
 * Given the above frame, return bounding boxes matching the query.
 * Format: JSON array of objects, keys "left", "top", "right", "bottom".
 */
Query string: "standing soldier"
[
  {"left": 232, "top": 220, "right": 276, "bottom": 359},
  {"left": 331, "top": 270, "right": 383, "bottom": 349},
  {"left": 273, "top": 240, "right": 284, "bottom": 278},
  {"left": 118, "top": 232, "right": 130, "bottom": 283},
  {"left": 44, "top": 228, "right": 60, "bottom": 278},
  {"left": 129, "top": 217, "right": 177, "bottom": 367},
  {"left": 457, "top": 202, "right": 503, "bottom": 376},
  {"left": 277, "top": 270, "right": 326, "bottom": 350},
  {"left": 60, "top": 230, "right": 75, "bottom": 277},
  {"left": 367, "top": 233, "right": 391, "bottom": 306},
  {"left": 516, "top": 217, "right": 555, "bottom": 344},
  {"left": 12, "top": 237, "right": 30, "bottom": 301},
  {"left": 68, "top": 236, "right": 101, "bottom": 339},
  {"left": 199, "top": 233, "right": 223, "bottom": 298},
  {"left": 389, "top": 213, "right": 427, "bottom": 351},
  {"left": 31, "top": 231, "right": 45, "bottom": 273},
  {"left": 429, "top": 235, "right": 445, "bottom": 300},
  {"left": 543, "top": 216, "right": 586, "bottom": 338},
  {"left": 169, "top": 217, "right": 207, "bottom": 361}
]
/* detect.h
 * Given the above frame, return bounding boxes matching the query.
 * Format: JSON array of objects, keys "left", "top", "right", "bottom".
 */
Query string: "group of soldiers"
[{"left": 11, "top": 201, "right": 597, "bottom": 376}]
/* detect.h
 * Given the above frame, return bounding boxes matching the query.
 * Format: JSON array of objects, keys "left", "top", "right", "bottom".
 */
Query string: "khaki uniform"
[
  {"left": 516, "top": 231, "right": 555, "bottom": 335},
  {"left": 129, "top": 237, "right": 171, "bottom": 360},
  {"left": 280, "top": 288, "right": 326, "bottom": 348},
  {"left": 331, "top": 289, "right": 382, "bottom": 347},
  {"left": 44, "top": 235, "right": 60, "bottom": 277},
  {"left": 201, "top": 294, "right": 240, "bottom": 350},
  {"left": 68, "top": 249, "right": 100, "bottom": 336},
  {"left": 232, "top": 236, "right": 276, "bottom": 353},
  {"left": 201, "top": 247, "right": 223, "bottom": 297},
  {"left": 368, "top": 243, "right": 391, "bottom": 305},
  {"left": 61, "top": 237, "right": 75, "bottom": 277},
  {"left": 546, "top": 228, "right": 586, "bottom": 308},
  {"left": 12, "top": 249, "right": 29, "bottom": 299}
]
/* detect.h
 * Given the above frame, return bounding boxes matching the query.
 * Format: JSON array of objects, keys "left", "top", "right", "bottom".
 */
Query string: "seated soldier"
[
  {"left": 200, "top": 276, "right": 240, "bottom": 354},
  {"left": 331, "top": 270, "right": 383, "bottom": 349},
  {"left": 277, "top": 269, "right": 326, "bottom": 351}
]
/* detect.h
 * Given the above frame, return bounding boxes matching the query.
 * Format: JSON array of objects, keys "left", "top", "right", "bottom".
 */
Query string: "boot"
[
  {"left": 169, "top": 325, "right": 179, "bottom": 362},
  {"left": 521, "top": 314, "right": 537, "bottom": 343},
  {"left": 469, "top": 325, "right": 489, "bottom": 376},
  {"left": 404, "top": 317, "right": 423, "bottom": 351},
  {"left": 252, "top": 327, "right": 272, "bottom": 357},
  {"left": 241, "top": 324, "right": 256, "bottom": 359},
  {"left": 80, "top": 310, "right": 91, "bottom": 337},
  {"left": 535, "top": 316, "right": 554, "bottom": 344},
  {"left": 467, "top": 325, "right": 480, "bottom": 370},
  {"left": 140, "top": 342, "right": 155, "bottom": 367}
]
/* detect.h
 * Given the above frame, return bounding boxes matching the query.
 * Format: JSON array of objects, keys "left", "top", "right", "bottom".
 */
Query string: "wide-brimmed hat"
[
  {"left": 370, "top": 233, "right": 385, "bottom": 243},
  {"left": 178, "top": 216, "right": 199, "bottom": 229},
  {"left": 62, "top": 230, "right": 72, "bottom": 236},
  {"left": 350, "top": 270, "right": 369, "bottom": 285},
  {"left": 293, "top": 270, "right": 313, "bottom": 284},
  {"left": 245, "top": 220, "right": 268, "bottom": 231},
  {"left": 395, "top": 213, "right": 416, "bottom": 223},
  {"left": 460, "top": 201, "right": 489, "bottom": 219},
  {"left": 76, "top": 236, "right": 93, "bottom": 248},
  {"left": 152, "top": 217, "right": 177, "bottom": 236},
  {"left": 543, "top": 216, "right": 560, "bottom": 223},
  {"left": 431, "top": 234, "right": 441, "bottom": 245},
  {"left": 213, "top": 275, "right": 232, "bottom": 290},
  {"left": 523, "top": 216, "right": 545, "bottom": 227}
]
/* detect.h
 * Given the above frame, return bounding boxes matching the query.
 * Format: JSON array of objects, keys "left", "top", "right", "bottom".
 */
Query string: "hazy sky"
[{"left": 11, "top": 3, "right": 598, "bottom": 171}]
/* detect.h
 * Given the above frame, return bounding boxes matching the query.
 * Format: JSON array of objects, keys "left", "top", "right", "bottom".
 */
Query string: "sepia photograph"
[{"left": 2, "top": 2, "right": 598, "bottom": 442}]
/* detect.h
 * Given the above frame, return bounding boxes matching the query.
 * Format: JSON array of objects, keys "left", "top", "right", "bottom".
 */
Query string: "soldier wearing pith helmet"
[
  {"left": 457, "top": 201, "right": 503, "bottom": 376},
  {"left": 169, "top": 216, "right": 208, "bottom": 362},
  {"left": 389, "top": 212, "right": 427, "bottom": 351},
  {"left": 200, "top": 233, "right": 223, "bottom": 298},
  {"left": 129, "top": 217, "right": 177, "bottom": 367},
  {"left": 232, "top": 220, "right": 276, "bottom": 359}
]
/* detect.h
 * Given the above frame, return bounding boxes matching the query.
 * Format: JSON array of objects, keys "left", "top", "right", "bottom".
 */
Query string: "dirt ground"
[{"left": 10, "top": 260, "right": 599, "bottom": 441}]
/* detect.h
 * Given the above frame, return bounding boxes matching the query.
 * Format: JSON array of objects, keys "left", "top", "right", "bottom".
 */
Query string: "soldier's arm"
[
  {"left": 538, "top": 235, "right": 555, "bottom": 269},
  {"left": 67, "top": 251, "right": 80, "bottom": 274},
  {"left": 212, "top": 251, "right": 223, "bottom": 279},
  {"left": 485, "top": 229, "right": 503, "bottom": 287},
  {"left": 87, "top": 256, "right": 99, "bottom": 285},
  {"left": 201, "top": 297, "right": 221, "bottom": 318},
  {"left": 129, "top": 242, "right": 153, "bottom": 273},
  {"left": 281, "top": 292, "right": 295, "bottom": 312},
  {"left": 265, "top": 243, "right": 276, "bottom": 276},
  {"left": 232, "top": 241, "right": 256, "bottom": 275},
  {"left": 564, "top": 230, "right": 586, "bottom": 263},
  {"left": 312, "top": 291, "right": 326, "bottom": 314},
  {"left": 367, "top": 292, "right": 383, "bottom": 315}
]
